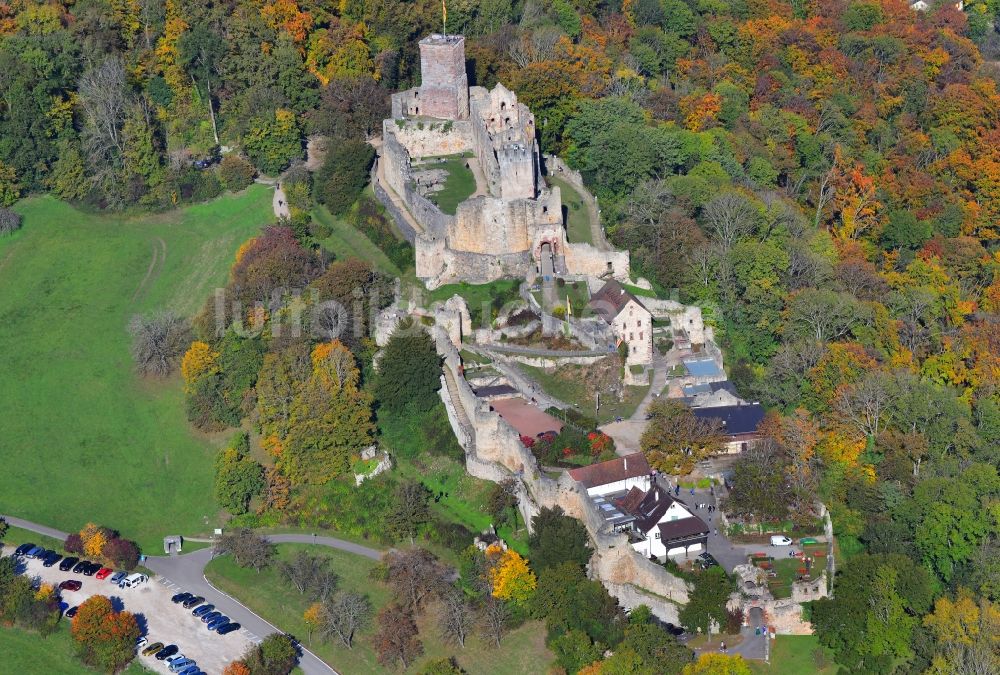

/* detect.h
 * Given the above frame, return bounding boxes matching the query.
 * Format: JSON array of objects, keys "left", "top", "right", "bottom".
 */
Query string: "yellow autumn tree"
[
  {"left": 35, "top": 583, "right": 55, "bottom": 602},
  {"left": 487, "top": 547, "right": 537, "bottom": 603},
  {"left": 80, "top": 522, "right": 108, "bottom": 558},
  {"left": 681, "top": 653, "right": 752, "bottom": 675},
  {"left": 303, "top": 602, "right": 323, "bottom": 645},
  {"left": 181, "top": 341, "right": 220, "bottom": 391},
  {"left": 155, "top": 0, "right": 189, "bottom": 94},
  {"left": 923, "top": 588, "right": 1000, "bottom": 673}
]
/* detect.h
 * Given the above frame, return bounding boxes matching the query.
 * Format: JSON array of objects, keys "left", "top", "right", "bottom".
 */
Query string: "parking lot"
[{"left": 3, "top": 545, "right": 255, "bottom": 675}]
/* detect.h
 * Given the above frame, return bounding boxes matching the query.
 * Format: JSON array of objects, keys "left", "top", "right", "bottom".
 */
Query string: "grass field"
[
  {"left": 312, "top": 204, "right": 405, "bottom": 279},
  {"left": 426, "top": 279, "right": 522, "bottom": 328},
  {"left": 206, "top": 544, "right": 552, "bottom": 674},
  {"left": 0, "top": 188, "right": 273, "bottom": 550},
  {"left": 0, "top": 623, "right": 149, "bottom": 674},
  {"left": 546, "top": 175, "right": 593, "bottom": 245},
  {"left": 749, "top": 635, "right": 837, "bottom": 674},
  {"left": 519, "top": 363, "right": 649, "bottom": 424}
]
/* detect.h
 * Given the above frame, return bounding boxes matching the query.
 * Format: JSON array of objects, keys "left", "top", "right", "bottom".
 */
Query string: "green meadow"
[{"left": 0, "top": 187, "right": 273, "bottom": 550}]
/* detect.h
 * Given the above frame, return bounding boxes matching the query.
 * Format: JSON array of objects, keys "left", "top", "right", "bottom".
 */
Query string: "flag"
[
  {"left": 442, "top": 0, "right": 447, "bottom": 28},
  {"left": 566, "top": 292, "right": 572, "bottom": 317}
]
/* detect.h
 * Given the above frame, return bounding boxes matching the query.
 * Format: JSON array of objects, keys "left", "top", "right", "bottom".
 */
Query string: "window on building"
[
  {"left": 629, "top": 333, "right": 634, "bottom": 341},
  {"left": 654, "top": 532, "right": 660, "bottom": 539},
  {"left": 640, "top": 332, "right": 643, "bottom": 340}
]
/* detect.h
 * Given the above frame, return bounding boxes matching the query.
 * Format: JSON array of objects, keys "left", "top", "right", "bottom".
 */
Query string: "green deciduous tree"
[
  {"left": 528, "top": 506, "right": 592, "bottom": 572},
  {"left": 641, "top": 399, "right": 724, "bottom": 474},
  {"left": 678, "top": 567, "right": 733, "bottom": 634},
  {"left": 314, "top": 138, "right": 374, "bottom": 215},
  {"left": 214, "top": 433, "right": 265, "bottom": 515},
  {"left": 374, "top": 323, "right": 441, "bottom": 414},
  {"left": 243, "top": 109, "right": 302, "bottom": 176}
]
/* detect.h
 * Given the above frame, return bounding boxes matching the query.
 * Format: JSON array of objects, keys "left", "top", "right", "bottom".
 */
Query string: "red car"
[
  {"left": 95, "top": 567, "right": 113, "bottom": 580},
  {"left": 59, "top": 579, "right": 82, "bottom": 592}
]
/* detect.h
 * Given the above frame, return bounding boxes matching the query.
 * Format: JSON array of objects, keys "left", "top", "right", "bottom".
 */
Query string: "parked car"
[
  {"left": 95, "top": 567, "right": 113, "bottom": 580},
  {"left": 192, "top": 604, "right": 215, "bottom": 617},
  {"left": 59, "top": 556, "right": 79, "bottom": 572},
  {"left": 206, "top": 616, "right": 230, "bottom": 631},
  {"left": 697, "top": 553, "right": 720, "bottom": 569},
  {"left": 58, "top": 580, "right": 82, "bottom": 592},
  {"left": 72, "top": 560, "right": 91, "bottom": 574},
  {"left": 154, "top": 645, "right": 179, "bottom": 660},
  {"left": 119, "top": 573, "right": 148, "bottom": 588},
  {"left": 171, "top": 592, "right": 192, "bottom": 604},
  {"left": 770, "top": 535, "right": 794, "bottom": 547},
  {"left": 217, "top": 622, "right": 241, "bottom": 635},
  {"left": 178, "top": 666, "right": 202, "bottom": 675},
  {"left": 64, "top": 606, "right": 79, "bottom": 618},
  {"left": 110, "top": 571, "right": 127, "bottom": 584},
  {"left": 25, "top": 545, "right": 45, "bottom": 559},
  {"left": 141, "top": 642, "right": 165, "bottom": 657},
  {"left": 182, "top": 595, "right": 204, "bottom": 608},
  {"left": 82, "top": 562, "right": 99, "bottom": 576},
  {"left": 169, "top": 658, "right": 196, "bottom": 672},
  {"left": 165, "top": 654, "right": 187, "bottom": 666},
  {"left": 42, "top": 552, "right": 63, "bottom": 567},
  {"left": 200, "top": 611, "right": 221, "bottom": 624},
  {"left": 136, "top": 636, "right": 148, "bottom": 650},
  {"left": 14, "top": 543, "right": 35, "bottom": 557}
]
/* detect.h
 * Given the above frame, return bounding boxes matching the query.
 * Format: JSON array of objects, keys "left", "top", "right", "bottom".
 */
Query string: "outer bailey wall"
[
  {"left": 431, "top": 320, "right": 689, "bottom": 620},
  {"left": 381, "top": 123, "right": 455, "bottom": 238},
  {"left": 469, "top": 87, "right": 502, "bottom": 196},
  {"left": 372, "top": 166, "right": 418, "bottom": 244},
  {"left": 564, "top": 242, "right": 631, "bottom": 279}
]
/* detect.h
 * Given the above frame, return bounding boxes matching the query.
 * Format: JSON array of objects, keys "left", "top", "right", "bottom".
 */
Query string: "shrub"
[
  {"left": 102, "top": 537, "right": 140, "bottom": 570},
  {"left": 0, "top": 207, "right": 21, "bottom": 235},
  {"left": 64, "top": 533, "right": 84, "bottom": 554},
  {"left": 347, "top": 197, "right": 413, "bottom": 270},
  {"left": 218, "top": 154, "right": 257, "bottom": 191}
]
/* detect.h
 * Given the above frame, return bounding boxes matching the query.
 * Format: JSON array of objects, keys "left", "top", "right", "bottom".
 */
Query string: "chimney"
[
  {"left": 654, "top": 488, "right": 659, "bottom": 502},
  {"left": 624, "top": 457, "right": 628, "bottom": 472}
]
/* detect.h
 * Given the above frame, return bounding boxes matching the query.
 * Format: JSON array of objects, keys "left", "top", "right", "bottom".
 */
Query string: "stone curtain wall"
[
  {"left": 392, "top": 119, "right": 473, "bottom": 158},
  {"left": 431, "top": 316, "right": 690, "bottom": 621},
  {"left": 372, "top": 167, "right": 418, "bottom": 243},
  {"left": 469, "top": 87, "right": 503, "bottom": 196},
  {"left": 563, "top": 242, "right": 630, "bottom": 279}
]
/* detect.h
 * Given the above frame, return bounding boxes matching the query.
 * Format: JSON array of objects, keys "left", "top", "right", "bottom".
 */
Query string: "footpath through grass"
[
  {"left": 546, "top": 175, "right": 593, "bottom": 245},
  {"left": 206, "top": 544, "right": 552, "bottom": 675},
  {"left": 0, "top": 188, "right": 273, "bottom": 550}
]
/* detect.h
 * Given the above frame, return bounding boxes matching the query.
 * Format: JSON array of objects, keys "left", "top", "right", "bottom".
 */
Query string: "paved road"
[
  {"left": 2, "top": 514, "right": 70, "bottom": 541},
  {"left": 3, "top": 515, "right": 381, "bottom": 675}
]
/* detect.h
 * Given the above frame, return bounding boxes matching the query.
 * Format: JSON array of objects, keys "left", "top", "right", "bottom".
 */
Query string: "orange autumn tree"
[
  {"left": 72, "top": 595, "right": 141, "bottom": 673},
  {"left": 222, "top": 664, "right": 251, "bottom": 675},
  {"left": 829, "top": 149, "right": 882, "bottom": 241},
  {"left": 261, "top": 0, "right": 314, "bottom": 44}
]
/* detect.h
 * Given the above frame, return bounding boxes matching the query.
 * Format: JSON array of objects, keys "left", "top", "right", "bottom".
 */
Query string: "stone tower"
[
  {"left": 497, "top": 143, "right": 536, "bottom": 200},
  {"left": 418, "top": 34, "right": 469, "bottom": 120}
]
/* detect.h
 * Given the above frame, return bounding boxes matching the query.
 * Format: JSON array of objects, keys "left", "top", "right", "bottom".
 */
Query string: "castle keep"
[{"left": 377, "top": 34, "right": 629, "bottom": 288}]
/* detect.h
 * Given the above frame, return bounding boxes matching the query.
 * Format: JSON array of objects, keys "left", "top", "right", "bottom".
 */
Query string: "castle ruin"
[{"left": 376, "top": 34, "right": 629, "bottom": 288}]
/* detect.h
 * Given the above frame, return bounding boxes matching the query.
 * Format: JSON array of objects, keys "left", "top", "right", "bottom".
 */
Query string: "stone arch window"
[
  {"left": 542, "top": 205, "right": 548, "bottom": 214},
  {"left": 505, "top": 117, "right": 511, "bottom": 125},
  {"left": 415, "top": 107, "right": 420, "bottom": 115},
  {"left": 500, "top": 101, "right": 507, "bottom": 111}
]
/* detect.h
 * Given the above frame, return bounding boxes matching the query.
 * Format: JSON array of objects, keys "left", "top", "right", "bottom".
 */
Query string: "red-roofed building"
[{"left": 568, "top": 452, "right": 651, "bottom": 496}]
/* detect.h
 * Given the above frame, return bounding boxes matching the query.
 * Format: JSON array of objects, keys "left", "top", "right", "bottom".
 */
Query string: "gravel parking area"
[{"left": 3, "top": 546, "right": 252, "bottom": 675}]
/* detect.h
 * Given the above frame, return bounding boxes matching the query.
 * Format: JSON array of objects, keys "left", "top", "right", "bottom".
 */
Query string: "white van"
[
  {"left": 119, "top": 573, "right": 148, "bottom": 589},
  {"left": 770, "top": 535, "right": 794, "bottom": 546}
]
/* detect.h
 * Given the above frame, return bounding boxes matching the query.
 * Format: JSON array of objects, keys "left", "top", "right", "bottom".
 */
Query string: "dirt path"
[
  {"left": 272, "top": 185, "right": 290, "bottom": 219},
  {"left": 131, "top": 237, "right": 167, "bottom": 304}
]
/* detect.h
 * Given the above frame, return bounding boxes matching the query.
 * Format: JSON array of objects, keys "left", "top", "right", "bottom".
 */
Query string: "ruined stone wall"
[
  {"left": 390, "top": 119, "right": 473, "bottom": 158},
  {"left": 642, "top": 299, "right": 707, "bottom": 345},
  {"left": 451, "top": 196, "right": 531, "bottom": 254},
  {"left": 372, "top": 166, "right": 418, "bottom": 244},
  {"left": 564, "top": 242, "right": 631, "bottom": 279},
  {"left": 468, "top": 87, "right": 501, "bottom": 196}
]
